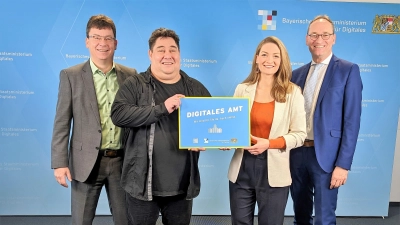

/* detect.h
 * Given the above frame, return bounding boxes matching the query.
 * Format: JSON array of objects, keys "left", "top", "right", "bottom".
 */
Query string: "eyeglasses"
[
  {"left": 87, "top": 35, "right": 115, "bottom": 42},
  {"left": 307, "top": 33, "right": 333, "bottom": 41}
]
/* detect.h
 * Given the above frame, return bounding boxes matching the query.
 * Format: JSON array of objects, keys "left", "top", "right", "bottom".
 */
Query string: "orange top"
[{"left": 251, "top": 101, "right": 286, "bottom": 149}]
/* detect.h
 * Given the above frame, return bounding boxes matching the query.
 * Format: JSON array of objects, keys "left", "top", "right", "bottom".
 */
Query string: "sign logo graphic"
[
  {"left": 372, "top": 14, "right": 400, "bottom": 34},
  {"left": 258, "top": 10, "right": 277, "bottom": 30},
  {"left": 208, "top": 124, "right": 222, "bottom": 133}
]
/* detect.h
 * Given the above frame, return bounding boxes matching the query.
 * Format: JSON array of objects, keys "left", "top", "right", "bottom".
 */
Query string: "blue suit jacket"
[{"left": 291, "top": 55, "right": 363, "bottom": 173}]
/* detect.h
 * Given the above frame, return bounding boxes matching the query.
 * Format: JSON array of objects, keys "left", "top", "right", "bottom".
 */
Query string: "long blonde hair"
[{"left": 242, "top": 36, "right": 293, "bottom": 102}]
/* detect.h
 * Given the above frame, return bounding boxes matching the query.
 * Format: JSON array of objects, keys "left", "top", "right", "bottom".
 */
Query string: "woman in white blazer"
[{"left": 225, "top": 36, "right": 306, "bottom": 225}]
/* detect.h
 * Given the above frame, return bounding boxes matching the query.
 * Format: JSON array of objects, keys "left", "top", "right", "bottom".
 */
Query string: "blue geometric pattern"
[{"left": 0, "top": 0, "right": 399, "bottom": 217}]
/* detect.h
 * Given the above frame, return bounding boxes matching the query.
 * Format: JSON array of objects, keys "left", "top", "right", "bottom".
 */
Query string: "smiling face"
[
  {"left": 85, "top": 27, "right": 117, "bottom": 66},
  {"left": 149, "top": 37, "right": 181, "bottom": 83},
  {"left": 306, "top": 18, "right": 336, "bottom": 63},
  {"left": 256, "top": 42, "right": 281, "bottom": 76}
]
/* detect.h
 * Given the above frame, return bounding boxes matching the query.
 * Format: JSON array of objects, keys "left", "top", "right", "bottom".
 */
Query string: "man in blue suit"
[{"left": 290, "top": 15, "right": 362, "bottom": 225}]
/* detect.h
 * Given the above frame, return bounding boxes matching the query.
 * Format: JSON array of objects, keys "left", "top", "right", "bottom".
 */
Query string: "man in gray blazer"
[{"left": 51, "top": 14, "right": 137, "bottom": 225}]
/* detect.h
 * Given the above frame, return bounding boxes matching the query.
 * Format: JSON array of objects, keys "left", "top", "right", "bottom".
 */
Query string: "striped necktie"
[{"left": 303, "top": 63, "right": 323, "bottom": 125}]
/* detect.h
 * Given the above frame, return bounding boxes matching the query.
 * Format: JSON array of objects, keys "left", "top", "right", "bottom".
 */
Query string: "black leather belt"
[
  {"left": 303, "top": 140, "right": 314, "bottom": 147},
  {"left": 98, "top": 149, "right": 122, "bottom": 157}
]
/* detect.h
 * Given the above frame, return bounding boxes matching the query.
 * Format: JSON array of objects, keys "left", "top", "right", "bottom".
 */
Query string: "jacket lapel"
[
  {"left": 115, "top": 64, "right": 126, "bottom": 85},
  {"left": 270, "top": 100, "right": 284, "bottom": 138},
  {"left": 81, "top": 61, "right": 101, "bottom": 125},
  {"left": 299, "top": 63, "right": 312, "bottom": 90},
  {"left": 243, "top": 83, "right": 257, "bottom": 110},
  {"left": 316, "top": 55, "right": 338, "bottom": 107}
]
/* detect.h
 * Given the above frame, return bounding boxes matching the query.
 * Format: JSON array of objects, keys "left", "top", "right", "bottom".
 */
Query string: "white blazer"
[{"left": 227, "top": 82, "right": 307, "bottom": 187}]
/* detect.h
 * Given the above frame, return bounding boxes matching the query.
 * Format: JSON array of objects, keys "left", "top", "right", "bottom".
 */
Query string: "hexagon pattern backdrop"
[{"left": 0, "top": 0, "right": 399, "bottom": 217}]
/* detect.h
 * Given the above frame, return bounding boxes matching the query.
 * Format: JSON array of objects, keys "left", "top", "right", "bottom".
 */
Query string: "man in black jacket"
[{"left": 111, "top": 28, "right": 211, "bottom": 225}]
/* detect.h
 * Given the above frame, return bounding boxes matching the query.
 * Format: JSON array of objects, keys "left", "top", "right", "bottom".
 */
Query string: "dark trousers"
[
  {"left": 229, "top": 151, "right": 289, "bottom": 225},
  {"left": 71, "top": 155, "right": 128, "bottom": 225},
  {"left": 290, "top": 146, "right": 339, "bottom": 225},
  {"left": 126, "top": 193, "right": 193, "bottom": 225}
]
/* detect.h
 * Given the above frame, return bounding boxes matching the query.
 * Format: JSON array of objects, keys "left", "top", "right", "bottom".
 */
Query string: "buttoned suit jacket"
[
  {"left": 227, "top": 82, "right": 307, "bottom": 187},
  {"left": 291, "top": 54, "right": 362, "bottom": 173},
  {"left": 51, "top": 60, "right": 137, "bottom": 182}
]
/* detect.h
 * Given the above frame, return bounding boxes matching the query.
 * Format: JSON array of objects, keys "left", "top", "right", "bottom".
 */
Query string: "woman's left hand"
[{"left": 243, "top": 135, "right": 269, "bottom": 155}]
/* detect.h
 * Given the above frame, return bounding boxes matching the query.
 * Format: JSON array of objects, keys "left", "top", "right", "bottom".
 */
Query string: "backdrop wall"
[{"left": 1, "top": 0, "right": 399, "bottom": 217}]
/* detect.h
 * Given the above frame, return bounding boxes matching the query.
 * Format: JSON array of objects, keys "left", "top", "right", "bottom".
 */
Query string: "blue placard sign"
[{"left": 179, "top": 97, "right": 250, "bottom": 148}]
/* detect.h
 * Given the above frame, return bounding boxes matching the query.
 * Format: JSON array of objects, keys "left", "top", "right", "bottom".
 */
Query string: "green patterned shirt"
[{"left": 90, "top": 60, "right": 122, "bottom": 150}]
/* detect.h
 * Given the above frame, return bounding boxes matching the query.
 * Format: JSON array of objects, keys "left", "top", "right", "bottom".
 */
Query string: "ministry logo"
[
  {"left": 372, "top": 14, "right": 400, "bottom": 34},
  {"left": 258, "top": 10, "right": 277, "bottom": 30}
]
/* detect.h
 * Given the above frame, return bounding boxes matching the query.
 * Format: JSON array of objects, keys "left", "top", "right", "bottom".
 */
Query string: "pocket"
[{"left": 330, "top": 129, "right": 342, "bottom": 138}]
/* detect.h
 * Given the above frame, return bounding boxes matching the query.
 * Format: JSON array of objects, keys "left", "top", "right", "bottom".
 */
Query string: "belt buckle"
[
  {"left": 303, "top": 140, "right": 314, "bottom": 147},
  {"left": 104, "top": 150, "right": 116, "bottom": 157}
]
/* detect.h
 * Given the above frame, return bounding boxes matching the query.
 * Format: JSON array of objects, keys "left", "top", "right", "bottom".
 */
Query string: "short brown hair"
[
  {"left": 242, "top": 36, "right": 293, "bottom": 102},
  {"left": 307, "top": 15, "right": 335, "bottom": 34},
  {"left": 148, "top": 28, "right": 180, "bottom": 51},
  {"left": 86, "top": 14, "right": 116, "bottom": 38}
]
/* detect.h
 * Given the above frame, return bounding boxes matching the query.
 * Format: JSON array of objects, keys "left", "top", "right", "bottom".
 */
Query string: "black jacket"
[{"left": 111, "top": 67, "right": 211, "bottom": 201}]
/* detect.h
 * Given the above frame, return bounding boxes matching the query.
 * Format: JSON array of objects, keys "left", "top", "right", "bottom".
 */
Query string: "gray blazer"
[{"left": 51, "top": 60, "right": 137, "bottom": 182}]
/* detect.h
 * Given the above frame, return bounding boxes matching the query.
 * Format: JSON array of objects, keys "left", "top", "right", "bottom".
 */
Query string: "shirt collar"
[
  {"left": 89, "top": 59, "right": 115, "bottom": 75},
  {"left": 311, "top": 52, "right": 333, "bottom": 66}
]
